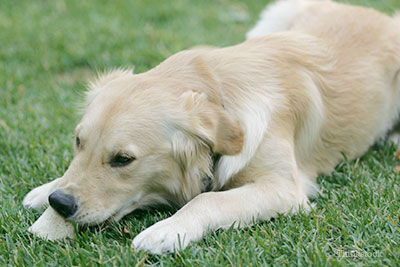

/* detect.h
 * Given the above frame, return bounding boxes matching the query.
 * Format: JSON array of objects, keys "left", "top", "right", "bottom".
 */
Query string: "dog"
[{"left": 23, "top": 0, "right": 400, "bottom": 254}]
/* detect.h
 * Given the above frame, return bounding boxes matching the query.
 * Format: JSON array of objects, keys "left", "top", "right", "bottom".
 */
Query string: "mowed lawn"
[{"left": 1, "top": 0, "right": 400, "bottom": 265}]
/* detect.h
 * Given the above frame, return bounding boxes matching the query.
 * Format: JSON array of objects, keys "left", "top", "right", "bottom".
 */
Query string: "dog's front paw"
[
  {"left": 23, "top": 182, "right": 56, "bottom": 210},
  {"left": 132, "top": 217, "right": 203, "bottom": 254}
]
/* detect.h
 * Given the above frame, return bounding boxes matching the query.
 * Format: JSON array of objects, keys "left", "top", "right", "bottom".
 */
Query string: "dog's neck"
[{"left": 201, "top": 152, "right": 222, "bottom": 193}]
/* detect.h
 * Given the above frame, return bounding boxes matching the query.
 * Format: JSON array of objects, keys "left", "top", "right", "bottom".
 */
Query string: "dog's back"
[{"left": 246, "top": 0, "right": 400, "bottom": 176}]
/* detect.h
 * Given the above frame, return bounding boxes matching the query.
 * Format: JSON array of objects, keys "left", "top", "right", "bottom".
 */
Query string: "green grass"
[{"left": 1, "top": 0, "right": 400, "bottom": 265}]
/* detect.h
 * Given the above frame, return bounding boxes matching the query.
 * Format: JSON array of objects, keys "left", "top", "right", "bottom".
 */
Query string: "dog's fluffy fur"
[{"left": 23, "top": 0, "right": 400, "bottom": 254}]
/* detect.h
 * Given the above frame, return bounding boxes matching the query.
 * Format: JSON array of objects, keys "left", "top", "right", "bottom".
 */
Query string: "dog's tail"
[{"left": 246, "top": 0, "right": 328, "bottom": 40}]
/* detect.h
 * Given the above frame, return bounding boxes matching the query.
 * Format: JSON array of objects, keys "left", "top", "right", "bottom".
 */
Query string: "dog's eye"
[
  {"left": 76, "top": 136, "right": 81, "bottom": 148},
  {"left": 110, "top": 153, "right": 135, "bottom": 167}
]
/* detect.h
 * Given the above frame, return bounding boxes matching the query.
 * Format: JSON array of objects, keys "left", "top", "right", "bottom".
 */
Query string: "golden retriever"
[{"left": 23, "top": 0, "right": 400, "bottom": 254}]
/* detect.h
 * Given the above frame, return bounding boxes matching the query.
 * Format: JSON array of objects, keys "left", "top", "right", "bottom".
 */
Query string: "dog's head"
[{"left": 49, "top": 55, "right": 243, "bottom": 224}]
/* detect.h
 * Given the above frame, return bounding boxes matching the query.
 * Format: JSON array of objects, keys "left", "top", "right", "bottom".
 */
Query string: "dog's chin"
[
  {"left": 110, "top": 206, "right": 138, "bottom": 222},
  {"left": 71, "top": 212, "right": 112, "bottom": 226},
  {"left": 68, "top": 208, "right": 116, "bottom": 225},
  {"left": 71, "top": 204, "right": 139, "bottom": 225}
]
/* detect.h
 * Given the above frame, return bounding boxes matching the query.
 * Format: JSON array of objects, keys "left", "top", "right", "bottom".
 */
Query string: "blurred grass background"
[{"left": 1, "top": 0, "right": 400, "bottom": 265}]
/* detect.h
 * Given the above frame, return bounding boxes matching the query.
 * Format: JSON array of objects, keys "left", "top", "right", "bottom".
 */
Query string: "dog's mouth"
[
  {"left": 66, "top": 209, "right": 120, "bottom": 226},
  {"left": 65, "top": 202, "right": 140, "bottom": 226}
]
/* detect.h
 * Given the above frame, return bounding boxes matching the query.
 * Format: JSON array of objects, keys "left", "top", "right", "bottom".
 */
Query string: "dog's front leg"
[
  {"left": 132, "top": 177, "right": 310, "bottom": 254},
  {"left": 22, "top": 177, "right": 62, "bottom": 210}
]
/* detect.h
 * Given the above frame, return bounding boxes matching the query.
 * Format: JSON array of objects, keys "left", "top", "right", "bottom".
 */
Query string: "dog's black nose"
[{"left": 48, "top": 190, "right": 77, "bottom": 218}]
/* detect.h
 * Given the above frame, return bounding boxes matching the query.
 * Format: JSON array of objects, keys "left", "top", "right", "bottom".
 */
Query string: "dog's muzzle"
[{"left": 48, "top": 190, "right": 78, "bottom": 218}]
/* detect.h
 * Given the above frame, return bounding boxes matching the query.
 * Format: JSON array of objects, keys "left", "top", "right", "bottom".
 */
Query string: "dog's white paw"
[
  {"left": 132, "top": 217, "right": 203, "bottom": 254},
  {"left": 23, "top": 182, "right": 54, "bottom": 210}
]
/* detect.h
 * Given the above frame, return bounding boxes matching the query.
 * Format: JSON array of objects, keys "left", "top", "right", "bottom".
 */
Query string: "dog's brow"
[{"left": 113, "top": 149, "right": 129, "bottom": 156}]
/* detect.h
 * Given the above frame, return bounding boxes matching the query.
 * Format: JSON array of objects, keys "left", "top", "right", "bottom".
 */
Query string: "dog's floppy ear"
[
  {"left": 85, "top": 68, "right": 134, "bottom": 106},
  {"left": 179, "top": 91, "right": 244, "bottom": 155}
]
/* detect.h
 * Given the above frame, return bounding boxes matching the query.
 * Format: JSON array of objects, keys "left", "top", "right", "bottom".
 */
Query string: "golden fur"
[{"left": 24, "top": 0, "right": 400, "bottom": 254}]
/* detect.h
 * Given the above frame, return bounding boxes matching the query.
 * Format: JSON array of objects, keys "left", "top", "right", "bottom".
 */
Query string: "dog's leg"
[
  {"left": 132, "top": 179, "right": 311, "bottom": 254},
  {"left": 22, "top": 178, "right": 62, "bottom": 210}
]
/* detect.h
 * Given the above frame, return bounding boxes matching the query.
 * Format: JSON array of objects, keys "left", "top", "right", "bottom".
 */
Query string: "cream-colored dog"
[{"left": 23, "top": 0, "right": 400, "bottom": 254}]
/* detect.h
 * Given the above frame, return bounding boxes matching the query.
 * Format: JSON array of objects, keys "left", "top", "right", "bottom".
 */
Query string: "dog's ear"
[
  {"left": 179, "top": 91, "right": 244, "bottom": 155},
  {"left": 85, "top": 68, "right": 134, "bottom": 106}
]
